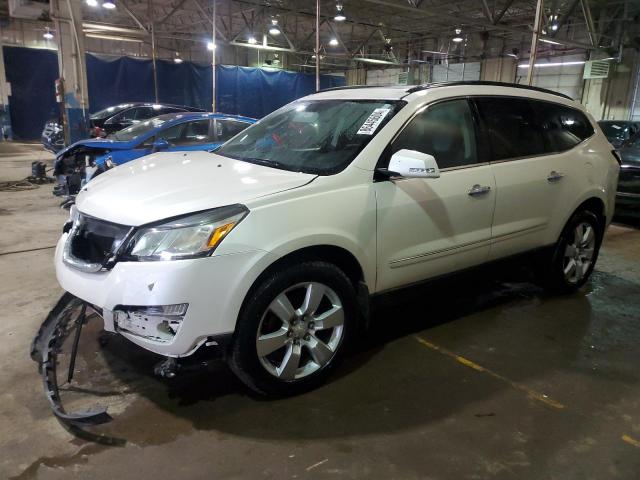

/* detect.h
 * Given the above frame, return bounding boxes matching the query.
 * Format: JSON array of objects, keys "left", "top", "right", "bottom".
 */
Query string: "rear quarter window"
[{"left": 533, "top": 101, "right": 594, "bottom": 152}]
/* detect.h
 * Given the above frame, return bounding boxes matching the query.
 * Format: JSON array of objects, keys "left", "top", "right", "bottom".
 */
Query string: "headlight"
[{"left": 123, "top": 204, "right": 248, "bottom": 261}]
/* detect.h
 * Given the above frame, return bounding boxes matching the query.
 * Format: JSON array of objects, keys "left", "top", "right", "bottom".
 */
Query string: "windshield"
[
  {"left": 113, "top": 117, "right": 167, "bottom": 141},
  {"left": 216, "top": 99, "right": 405, "bottom": 175},
  {"left": 599, "top": 122, "right": 630, "bottom": 141},
  {"left": 90, "top": 104, "right": 133, "bottom": 120}
]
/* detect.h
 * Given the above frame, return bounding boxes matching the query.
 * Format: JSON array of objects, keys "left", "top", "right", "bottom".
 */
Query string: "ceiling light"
[
  {"left": 518, "top": 60, "right": 586, "bottom": 68},
  {"left": 353, "top": 57, "right": 400, "bottom": 65},
  {"left": 43, "top": 28, "right": 54, "bottom": 40},
  {"left": 540, "top": 38, "right": 561, "bottom": 45},
  {"left": 86, "top": 0, "right": 98, "bottom": 6},
  {"left": 247, "top": 34, "right": 257, "bottom": 44},
  {"left": 329, "top": 38, "right": 339, "bottom": 46},
  {"left": 207, "top": 41, "right": 216, "bottom": 50},
  {"left": 334, "top": 4, "right": 346, "bottom": 21},
  {"left": 452, "top": 27, "right": 463, "bottom": 43},
  {"left": 174, "top": 53, "right": 183, "bottom": 64},
  {"left": 268, "top": 19, "right": 280, "bottom": 36},
  {"left": 102, "top": 0, "right": 116, "bottom": 9}
]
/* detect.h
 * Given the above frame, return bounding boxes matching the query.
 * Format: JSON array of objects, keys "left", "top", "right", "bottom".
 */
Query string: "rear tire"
[
  {"left": 542, "top": 210, "right": 602, "bottom": 293},
  {"left": 228, "top": 261, "right": 357, "bottom": 396}
]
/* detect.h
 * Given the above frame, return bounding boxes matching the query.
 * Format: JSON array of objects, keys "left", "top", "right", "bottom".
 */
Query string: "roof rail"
[
  {"left": 320, "top": 85, "right": 395, "bottom": 92},
  {"left": 405, "top": 81, "right": 573, "bottom": 100}
]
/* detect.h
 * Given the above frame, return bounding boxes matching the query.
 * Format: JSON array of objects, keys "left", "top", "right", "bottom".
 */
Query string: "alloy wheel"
[
  {"left": 256, "top": 282, "right": 344, "bottom": 381},
  {"left": 562, "top": 221, "right": 596, "bottom": 284}
]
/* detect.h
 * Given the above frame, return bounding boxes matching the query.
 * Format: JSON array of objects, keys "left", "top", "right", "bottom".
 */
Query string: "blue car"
[{"left": 53, "top": 112, "right": 255, "bottom": 196}]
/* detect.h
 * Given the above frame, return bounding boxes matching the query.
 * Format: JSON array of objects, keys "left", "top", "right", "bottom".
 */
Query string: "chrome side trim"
[
  {"left": 488, "top": 224, "right": 548, "bottom": 244},
  {"left": 389, "top": 237, "right": 492, "bottom": 268}
]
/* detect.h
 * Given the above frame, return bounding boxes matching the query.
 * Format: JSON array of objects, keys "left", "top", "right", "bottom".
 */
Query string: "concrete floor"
[{"left": 1, "top": 143, "right": 639, "bottom": 479}]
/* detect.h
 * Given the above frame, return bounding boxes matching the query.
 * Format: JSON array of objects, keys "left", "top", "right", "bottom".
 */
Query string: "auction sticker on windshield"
[{"left": 357, "top": 108, "right": 391, "bottom": 135}]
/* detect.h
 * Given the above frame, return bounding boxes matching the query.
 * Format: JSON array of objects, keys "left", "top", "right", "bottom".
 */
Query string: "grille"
[{"left": 69, "top": 214, "right": 131, "bottom": 266}]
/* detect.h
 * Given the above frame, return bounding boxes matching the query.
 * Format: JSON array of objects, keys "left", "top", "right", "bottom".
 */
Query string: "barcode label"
[{"left": 357, "top": 108, "right": 391, "bottom": 135}]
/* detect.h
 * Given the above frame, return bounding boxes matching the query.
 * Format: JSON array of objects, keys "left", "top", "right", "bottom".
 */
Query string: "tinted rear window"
[
  {"left": 475, "top": 97, "right": 546, "bottom": 160},
  {"left": 534, "top": 101, "right": 594, "bottom": 152}
]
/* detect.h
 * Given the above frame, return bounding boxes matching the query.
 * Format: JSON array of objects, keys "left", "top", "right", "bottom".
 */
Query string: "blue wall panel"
[
  {"left": 3, "top": 46, "right": 59, "bottom": 140},
  {"left": 87, "top": 55, "right": 154, "bottom": 112},
  {"left": 3, "top": 47, "right": 346, "bottom": 140}
]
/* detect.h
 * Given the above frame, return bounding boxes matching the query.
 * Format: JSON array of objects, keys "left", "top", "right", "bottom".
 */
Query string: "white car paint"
[{"left": 55, "top": 84, "right": 620, "bottom": 357}]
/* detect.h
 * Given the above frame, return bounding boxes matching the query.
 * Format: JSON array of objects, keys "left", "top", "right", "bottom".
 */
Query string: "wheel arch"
[{"left": 237, "top": 244, "right": 371, "bottom": 336}]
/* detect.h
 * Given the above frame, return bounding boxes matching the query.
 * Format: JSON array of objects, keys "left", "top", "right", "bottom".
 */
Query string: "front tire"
[
  {"left": 228, "top": 261, "right": 357, "bottom": 396},
  {"left": 543, "top": 210, "right": 602, "bottom": 293}
]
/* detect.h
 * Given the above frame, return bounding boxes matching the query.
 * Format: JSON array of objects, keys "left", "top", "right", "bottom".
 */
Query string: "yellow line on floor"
[
  {"left": 415, "top": 336, "right": 565, "bottom": 410},
  {"left": 622, "top": 435, "right": 640, "bottom": 448}
]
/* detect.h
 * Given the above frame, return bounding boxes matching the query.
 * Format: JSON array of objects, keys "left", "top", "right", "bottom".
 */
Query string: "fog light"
[{"left": 113, "top": 304, "right": 188, "bottom": 343}]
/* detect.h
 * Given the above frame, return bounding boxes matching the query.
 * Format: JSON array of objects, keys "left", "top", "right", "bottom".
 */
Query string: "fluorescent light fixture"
[
  {"left": 334, "top": 4, "right": 346, "bottom": 21},
  {"left": 174, "top": 53, "right": 183, "bottom": 64},
  {"left": 518, "top": 60, "right": 586, "bottom": 68},
  {"left": 540, "top": 38, "right": 562, "bottom": 45},
  {"left": 247, "top": 35, "right": 257, "bottom": 44},
  {"left": 85, "top": 33, "right": 143, "bottom": 43},
  {"left": 268, "top": 19, "right": 280, "bottom": 36},
  {"left": 329, "top": 38, "right": 339, "bottom": 46},
  {"left": 86, "top": 0, "right": 98, "bottom": 6},
  {"left": 506, "top": 53, "right": 518, "bottom": 58},
  {"left": 102, "top": 0, "right": 116, "bottom": 9},
  {"left": 43, "top": 29, "right": 54, "bottom": 40},
  {"left": 207, "top": 41, "right": 216, "bottom": 50},
  {"left": 353, "top": 57, "right": 400, "bottom": 65},
  {"left": 452, "top": 36, "right": 463, "bottom": 43}
]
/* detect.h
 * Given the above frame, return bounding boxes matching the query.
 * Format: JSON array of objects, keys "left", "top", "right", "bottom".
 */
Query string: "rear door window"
[
  {"left": 533, "top": 101, "right": 594, "bottom": 152},
  {"left": 474, "top": 97, "right": 546, "bottom": 161},
  {"left": 215, "top": 119, "right": 250, "bottom": 142}
]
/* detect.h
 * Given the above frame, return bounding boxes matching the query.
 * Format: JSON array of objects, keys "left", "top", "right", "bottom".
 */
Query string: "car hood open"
[{"left": 76, "top": 151, "right": 317, "bottom": 226}]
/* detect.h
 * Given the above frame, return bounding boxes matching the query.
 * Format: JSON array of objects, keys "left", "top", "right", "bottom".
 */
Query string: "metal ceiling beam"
[
  {"left": 120, "top": 0, "right": 149, "bottom": 32},
  {"left": 493, "top": 0, "right": 515, "bottom": 25},
  {"left": 580, "top": 0, "right": 597, "bottom": 46},
  {"left": 481, "top": 0, "right": 494, "bottom": 23},
  {"left": 158, "top": 0, "right": 190, "bottom": 25}
]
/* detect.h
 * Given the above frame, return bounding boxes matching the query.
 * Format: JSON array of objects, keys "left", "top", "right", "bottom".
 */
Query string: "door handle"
[
  {"left": 547, "top": 171, "right": 564, "bottom": 182},
  {"left": 468, "top": 184, "right": 491, "bottom": 196}
]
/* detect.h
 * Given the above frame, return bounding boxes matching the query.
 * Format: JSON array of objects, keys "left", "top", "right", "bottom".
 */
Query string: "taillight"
[{"left": 611, "top": 149, "right": 622, "bottom": 165}]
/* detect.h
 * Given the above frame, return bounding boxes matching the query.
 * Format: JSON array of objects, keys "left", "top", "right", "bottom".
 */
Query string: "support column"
[
  {"left": 0, "top": 39, "right": 13, "bottom": 140},
  {"left": 51, "top": 0, "right": 89, "bottom": 144}
]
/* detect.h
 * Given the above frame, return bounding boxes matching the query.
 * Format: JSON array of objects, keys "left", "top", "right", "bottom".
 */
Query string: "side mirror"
[
  {"left": 386, "top": 149, "right": 440, "bottom": 179},
  {"left": 152, "top": 138, "right": 170, "bottom": 152}
]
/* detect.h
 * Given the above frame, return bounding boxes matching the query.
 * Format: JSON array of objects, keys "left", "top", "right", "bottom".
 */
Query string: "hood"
[
  {"left": 76, "top": 151, "right": 317, "bottom": 226},
  {"left": 56, "top": 138, "right": 136, "bottom": 157}
]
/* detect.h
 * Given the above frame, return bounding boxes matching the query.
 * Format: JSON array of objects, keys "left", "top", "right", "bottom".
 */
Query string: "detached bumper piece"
[{"left": 31, "top": 293, "right": 122, "bottom": 444}]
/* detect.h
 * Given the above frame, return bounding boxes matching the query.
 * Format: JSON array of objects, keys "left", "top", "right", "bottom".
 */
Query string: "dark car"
[
  {"left": 598, "top": 120, "right": 640, "bottom": 148},
  {"left": 616, "top": 131, "right": 640, "bottom": 217},
  {"left": 41, "top": 103, "right": 205, "bottom": 153}
]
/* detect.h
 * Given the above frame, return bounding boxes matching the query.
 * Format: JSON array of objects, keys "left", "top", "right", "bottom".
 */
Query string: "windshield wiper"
[{"left": 238, "top": 157, "right": 288, "bottom": 169}]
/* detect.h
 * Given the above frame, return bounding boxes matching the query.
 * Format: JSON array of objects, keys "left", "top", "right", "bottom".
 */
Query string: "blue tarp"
[
  {"left": 3, "top": 46, "right": 346, "bottom": 140},
  {"left": 4, "top": 47, "right": 59, "bottom": 140}
]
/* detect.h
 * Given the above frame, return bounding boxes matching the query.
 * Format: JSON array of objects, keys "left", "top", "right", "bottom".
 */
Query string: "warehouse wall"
[
  {"left": 516, "top": 54, "right": 587, "bottom": 100},
  {"left": 583, "top": 49, "right": 640, "bottom": 121}
]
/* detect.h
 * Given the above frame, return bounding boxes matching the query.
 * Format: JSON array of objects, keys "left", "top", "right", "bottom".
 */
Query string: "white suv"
[{"left": 53, "top": 82, "right": 619, "bottom": 395}]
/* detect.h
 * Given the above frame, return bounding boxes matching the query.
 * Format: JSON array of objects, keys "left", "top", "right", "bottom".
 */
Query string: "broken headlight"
[{"left": 123, "top": 204, "right": 248, "bottom": 261}]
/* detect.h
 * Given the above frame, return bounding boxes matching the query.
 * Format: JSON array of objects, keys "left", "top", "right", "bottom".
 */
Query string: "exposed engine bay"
[{"left": 53, "top": 146, "right": 110, "bottom": 197}]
